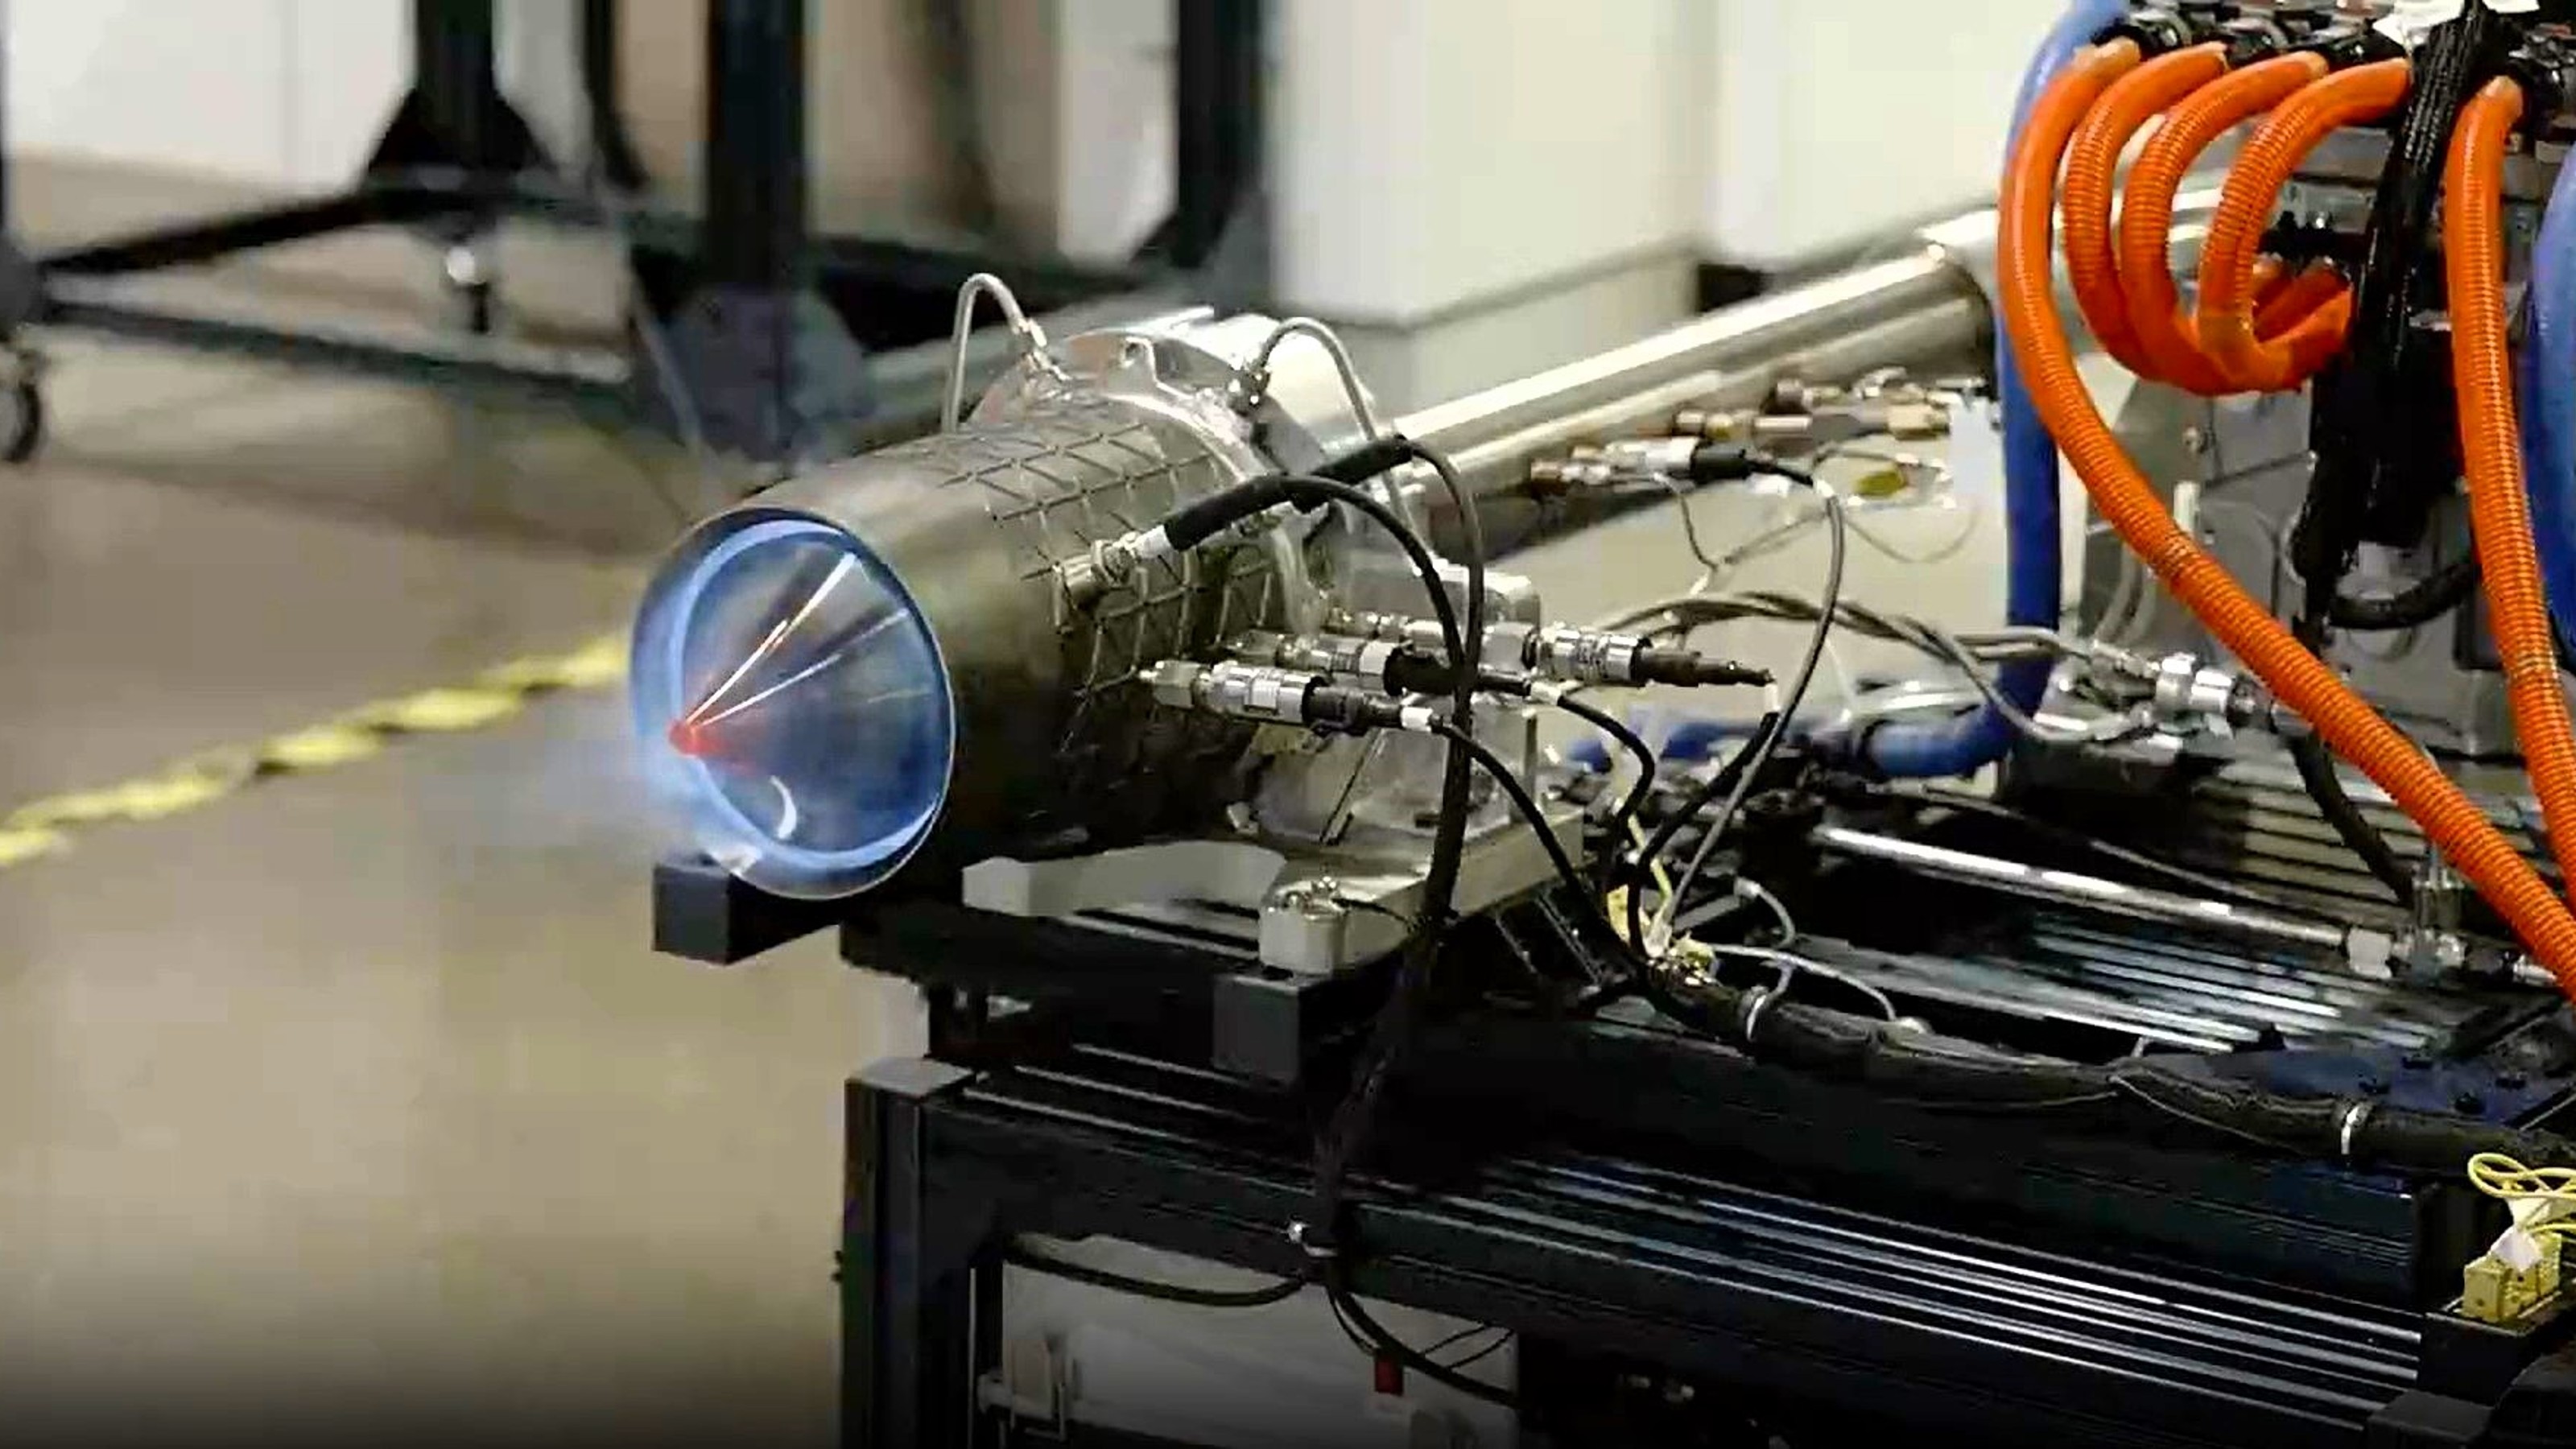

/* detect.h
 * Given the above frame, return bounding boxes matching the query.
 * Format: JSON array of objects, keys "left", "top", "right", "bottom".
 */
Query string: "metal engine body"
[
  {"left": 644, "top": 11, "right": 2576, "bottom": 1418},
  {"left": 634, "top": 306, "right": 1562, "bottom": 974}
]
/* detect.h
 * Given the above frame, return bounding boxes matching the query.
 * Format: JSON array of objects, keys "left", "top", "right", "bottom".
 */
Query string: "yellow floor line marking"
[{"left": 0, "top": 632, "right": 628, "bottom": 870}]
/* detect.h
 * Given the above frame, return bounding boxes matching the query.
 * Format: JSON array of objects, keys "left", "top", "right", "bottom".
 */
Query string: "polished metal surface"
[
  {"left": 1814, "top": 824, "right": 2355, "bottom": 955},
  {"left": 642, "top": 308, "right": 1401, "bottom": 893},
  {"left": 1398, "top": 250, "right": 1984, "bottom": 502},
  {"left": 1798, "top": 915, "right": 2481, "bottom": 1053},
  {"left": 1397, "top": 192, "right": 2224, "bottom": 508},
  {"left": 716, "top": 388, "right": 1280, "bottom": 867}
]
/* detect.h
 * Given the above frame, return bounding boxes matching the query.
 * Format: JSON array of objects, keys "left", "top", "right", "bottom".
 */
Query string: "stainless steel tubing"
[
  {"left": 1393, "top": 190, "right": 2222, "bottom": 510},
  {"left": 1813, "top": 824, "right": 2351, "bottom": 955},
  {"left": 1397, "top": 248, "right": 1986, "bottom": 504}
]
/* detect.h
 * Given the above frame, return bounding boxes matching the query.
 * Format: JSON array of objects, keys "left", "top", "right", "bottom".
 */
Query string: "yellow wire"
[{"left": 2471, "top": 1153, "right": 2576, "bottom": 1205}]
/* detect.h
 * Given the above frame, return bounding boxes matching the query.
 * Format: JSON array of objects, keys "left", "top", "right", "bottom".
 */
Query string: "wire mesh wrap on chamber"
[
  {"left": 891, "top": 393, "right": 1288, "bottom": 841},
  {"left": 633, "top": 386, "right": 1293, "bottom": 895}
]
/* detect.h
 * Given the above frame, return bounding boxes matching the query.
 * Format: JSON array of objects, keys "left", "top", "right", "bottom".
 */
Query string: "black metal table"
[
  {"left": 847, "top": 1024, "right": 2576, "bottom": 1448},
  {"left": 650, "top": 850, "right": 2576, "bottom": 1446}
]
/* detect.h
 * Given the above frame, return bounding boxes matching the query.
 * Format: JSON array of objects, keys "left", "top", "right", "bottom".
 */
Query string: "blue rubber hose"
[
  {"left": 2523, "top": 153, "right": 2576, "bottom": 645},
  {"left": 1855, "top": 0, "right": 2126, "bottom": 778}
]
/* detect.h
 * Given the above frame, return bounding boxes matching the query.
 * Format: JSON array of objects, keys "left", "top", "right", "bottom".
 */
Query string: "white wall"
[
  {"left": 7, "top": 0, "right": 403, "bottom": 188},
  {"left": 4, "top": 1, "right": 2064, "bottom": 314},
  {"left": 1269, "top": 0, "right": 1702, "bottom": 324},
  {"left": 1700, "top": 0, "right": 2065, "bottom": 264}
]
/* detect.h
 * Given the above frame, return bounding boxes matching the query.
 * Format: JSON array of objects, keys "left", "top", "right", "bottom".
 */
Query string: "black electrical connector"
[
  {"left": 1381, "top": 637, "right": 1767, "bottom": 696},
  {"left": 2215, "top": 12, "right": 2289, "bottom": 65},
  {"left": 1682, "top": 441, "right": 1778, "bottom": 487},
  {"left": 1302, "top": 683, "right": 1415, "bottom": 735},
  {"left": 1377, "top": 643, "right": 1473, "bottom": 697},
  {"left": 2103, "top": 5, "right": 2194, "bottom": 56},
  {"left": 2502, "top": 34, "right": 2576, "bottom": 141},
  {"left": 2171, "top": 1, "right": 2239, "bottom": 42},
  {"left": 2288, "top": 13, "right": 2402, "bottom": 70},
  {"left": 1635, "top": 647, "right": 1772, "bottom": 689}
]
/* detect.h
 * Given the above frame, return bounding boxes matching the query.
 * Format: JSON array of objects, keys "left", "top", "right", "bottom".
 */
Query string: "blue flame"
[{"left": 631, "top": 514, "right": 956, "bottom": 898}]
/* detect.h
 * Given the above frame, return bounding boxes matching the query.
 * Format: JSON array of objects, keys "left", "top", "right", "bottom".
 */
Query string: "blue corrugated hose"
[
  {"left": 2523, "top": 144, "right": 2576, "bottom": 644},
  {"left": 1848, "top": 0, "right": 2124, "bottom": 778}
]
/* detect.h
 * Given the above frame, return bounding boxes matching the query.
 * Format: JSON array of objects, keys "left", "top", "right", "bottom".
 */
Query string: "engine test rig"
[{"left": 631, "top": 2, "right": 2576, "bottom": 1443}]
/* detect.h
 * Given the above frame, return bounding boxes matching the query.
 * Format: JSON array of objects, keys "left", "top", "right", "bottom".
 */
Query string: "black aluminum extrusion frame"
[
  {"left": 842, "top": 1024, "right": 2576, "bottom": 1448},
  {"left": 0, "top": 0, "right": 1266, "bottom": 463},
  {"left": 654, "top": 852, "right": 2576, "bottom": 1446}
]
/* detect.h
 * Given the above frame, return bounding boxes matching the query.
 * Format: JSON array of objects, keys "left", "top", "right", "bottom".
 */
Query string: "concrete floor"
[{"left": 0, "top": 179, "right": 921, "bottom": 1446}]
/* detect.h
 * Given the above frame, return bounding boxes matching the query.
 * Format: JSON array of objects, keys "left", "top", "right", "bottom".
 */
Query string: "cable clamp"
[
  {"left": 2337, "top": 1099, "right": 2376, "bottom": 1163},
  {"left": 1737, "top": 984, "right": 1780, "bottom": 1046}
]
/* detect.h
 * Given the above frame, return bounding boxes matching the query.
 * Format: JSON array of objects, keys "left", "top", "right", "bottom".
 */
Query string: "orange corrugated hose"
[
  {"left": 2198, "top": 59, "right": 2412, "bottom": 393},
  {"left": 2248, "top": 256, "right": 2292, "bottom": 313},
  {"left": 2446, "top": 79, "right": 2576, "bottom": 896},
  {"left": 2002, "top": 44, "right": 2576, "bottom": 988},
  {"left": 2064, "top": 43, "right": 2229, "bottom": 376},
  {"left": 2121, "top": 52, "right": 2330, "bottom": 394},
  {"left": 2253, "top": 262, "right": 2347, "bottom": 336}
]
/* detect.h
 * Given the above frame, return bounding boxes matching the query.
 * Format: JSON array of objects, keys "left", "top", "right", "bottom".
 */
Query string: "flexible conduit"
[
  {"left": 2000, "top": 43, "right": 2576, "bottom": 989},
  {"left": 2447, "top": 79, "right": 2576, "bottom": 895}
]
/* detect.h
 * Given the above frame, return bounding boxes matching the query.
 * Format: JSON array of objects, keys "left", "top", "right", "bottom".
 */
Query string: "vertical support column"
[
  {"left": 651, "top": 0, "right": 868, "bottom": 462},
  {"left": 579, "top": 0, "right": 649, "bottom": 191},
  {"left": 703, "top": 0, "right": 807, "bottom": 294},
  {"left": 413, "top": 0, "right": 499, "bottom": 172},
  {"left": 369, "top": 0, "right": 541, "bottom": 181},
  {"left": 0, "top": 0, "right": 37, "bottom": 353},
  {"left": 1152, "top": 0, "right": 1267, "bottom": 304},
  {"left": 844, "top": 1059, "right": 987, "bottom": 1449}
]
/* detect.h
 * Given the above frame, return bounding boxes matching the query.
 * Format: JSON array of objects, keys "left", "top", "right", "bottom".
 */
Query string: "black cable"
[
  {"left": 1290, "top": 450, "right": 1485, "bottom": 1262},
  {"left": 576, "top": 0, "right": 650, "bottom": 192},
  {"left": 1419, "top": 1321, "right": 1509, "bottom": 1361},
  {"left": 1323, "top": 1267, "right": 1519, "bottom": 1410},
  {"left": 1005, "top": 1241, "right": 1310, "bottom": 1308},
  {"left": 923, "top": 0, "right": 1001, "bottom": 234},
  {"left": 1325, "top": 1287, "right": 1373, "bottom": 1357},
  {"left": 2289, "top": 729, "right": 2415, "bottom": 902},
  {"left": 1659, "top": 465, "right": 1846, "bottom": 933},
  {"left": 1395, "top": 440, "right": 1488, "bottom": 615},
  {"left": 1444, "top": 1331, "right": 1516, "bottom": 1373},
  {"left": 1550, "top": 694, "right": 1657, "bottom": 891},
  {"left": 1649, "top": 966, "right": 2576, "bottom": 1175},
  {"left": 2329, "top": 554, "right": 2479, "bottom": 630},
  {"left": 2294, "top": 7, "right": 2497, "bottom": 602},
  {"left": 1433, "top": 721, "right": 1623, "bottom": 947},
  {"left": 2275, "top": 17, "right": 2498, "bottom": 906}
]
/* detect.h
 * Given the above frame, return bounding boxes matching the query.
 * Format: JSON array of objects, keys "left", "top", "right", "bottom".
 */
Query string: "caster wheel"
[{"left": 1, "top": 378, "right": 46, "bottom": 464}]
